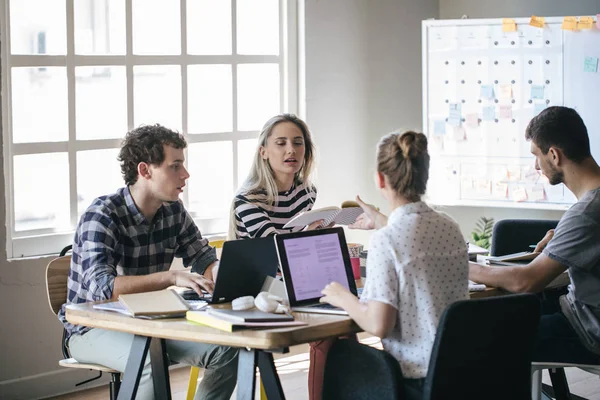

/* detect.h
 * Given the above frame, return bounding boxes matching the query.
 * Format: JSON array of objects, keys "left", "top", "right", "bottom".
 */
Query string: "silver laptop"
[{"left": 274, "top": 227, "right": 358, "bottom": 315}]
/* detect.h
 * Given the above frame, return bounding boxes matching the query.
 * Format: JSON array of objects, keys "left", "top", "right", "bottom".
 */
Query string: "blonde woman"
[
  {"left": 229, "top": 113, "right": 320, "bottom": 239},
  {"left": 229, "top": 113, "right": 332, "bottom": 400},
  {"left": 322, "top": 131, "right": 469, "bottom": 398}
]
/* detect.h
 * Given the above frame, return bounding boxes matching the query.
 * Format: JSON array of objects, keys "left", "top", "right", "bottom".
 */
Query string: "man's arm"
[
  {"left": 113, "top": 270, "right": 214, "bottom": 299},
  {"left": 469, "top": 254, "right": 567, "bottom": 293}
]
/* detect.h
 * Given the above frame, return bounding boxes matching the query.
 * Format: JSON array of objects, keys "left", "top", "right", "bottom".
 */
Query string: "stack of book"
[{"left": 186, "top": 308, "right": 308, "bottom": 332}]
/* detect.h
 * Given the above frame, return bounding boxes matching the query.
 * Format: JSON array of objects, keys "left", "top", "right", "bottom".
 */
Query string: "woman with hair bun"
[{"left": 321, "top": 131, "right": 469, "bottom": 398}]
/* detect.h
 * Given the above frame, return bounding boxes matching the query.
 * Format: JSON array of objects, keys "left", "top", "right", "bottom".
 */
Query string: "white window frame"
[{"left": 1, "top": 0, "right": 299, "bottom": 259}]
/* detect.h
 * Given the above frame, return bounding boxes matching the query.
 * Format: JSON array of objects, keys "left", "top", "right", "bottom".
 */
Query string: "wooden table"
[{"left": 66, "top": 303, "right": 361, "bottom": 400}]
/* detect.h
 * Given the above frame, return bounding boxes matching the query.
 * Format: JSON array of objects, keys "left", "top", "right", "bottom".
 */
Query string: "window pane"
[
  {"left": 134, "top": 65, "right": 182, "bottom": 131},
  {"left": 75, "top": 0, "right": 126, "bottom": 55},
  {"left": 187, "top": 0, "right": 231, "bottom": 55},
  {"left": 237, "top": 64, "right": 280, "bottom": 131},
  {"left": 10, "top": 0, "right": 66, "bottom": 55},
  {"left": 11, "top": 67, "right": 68, "bottom": 143},
  {"left": 236, "top": 0, "right": 279, "bottom": 55},
  {"left": 132, "top": 0, "right": 180, "bottom": 55},
  {"left": 77, "top": 149, "right": 123, "bottom": 215},
  {"left": 188, "top": 65, "right": 232, "bottom": 133},
  {"left": 237, "top": 138, "right": 258, "bottom": 187},
  {"left": 187, "top": 142, "right": 233, "bottom": 218},
  {"left": 76, "top": 66, "right": 127, "bottom": 140},
  {"left": 14, "top": 153, "right": 70, "bottom": 232}
]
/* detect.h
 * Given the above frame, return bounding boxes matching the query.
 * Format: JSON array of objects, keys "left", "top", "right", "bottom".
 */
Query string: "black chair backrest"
[
  {"left": 422, "top": 294, "right": 540, "bottom": 400},
  {"left": 323, "top": 339, "right": 403, "bottom": 400},
  {"left": 490, "top": 219, "right": 558, "bottom": 256}
]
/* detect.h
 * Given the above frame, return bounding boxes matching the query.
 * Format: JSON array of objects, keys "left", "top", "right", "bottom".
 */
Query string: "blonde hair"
[
  {"left": 228, "top": 114, "right": 316, "bottom": 239},
  {"left": 377, "top": 131, "right": 429, "bottom": 202}
]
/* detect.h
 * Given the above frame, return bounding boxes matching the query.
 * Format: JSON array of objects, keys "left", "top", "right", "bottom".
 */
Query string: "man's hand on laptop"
[{"left": 172, "top": 270, "right": 215, "bottom": 295}]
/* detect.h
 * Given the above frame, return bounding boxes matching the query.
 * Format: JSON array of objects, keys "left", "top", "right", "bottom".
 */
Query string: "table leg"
[
  {"left": 117, "top": 335, "right": 151, "bottom": 400},
  {"left": 149, "top": 338, "right": 172, "bottom": 400},
  {"left": 258, "top": 351, "right": 285, "bottom": 400},
  {"left": 237, "top": 349, "right": 258, "bottom": 400}
]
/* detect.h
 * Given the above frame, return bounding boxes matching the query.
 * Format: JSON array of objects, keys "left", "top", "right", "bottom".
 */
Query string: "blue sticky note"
[
  {"left": 584, "top": 56, "right": 599, "bottom": 73},
  {"left": 531, "top": 85, "right": 545, "bottom": 100},
  {"left": 433, "top": 120, "right": 446, "bottom": 136},
  {"left": 482, "top": 106, "right": 495, "bottom": 121},
  {"left": 534, "top": 103, "right": 546, "bottom": 116},
  {"left": 448, "top": 103, "right": 462, "bottom": 127},
  {"left": 480, "top": 85, "right": 494, "bottom": 99}
]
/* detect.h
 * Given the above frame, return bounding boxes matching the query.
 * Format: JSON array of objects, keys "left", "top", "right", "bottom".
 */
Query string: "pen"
[{"left": 529, "top": 245, "right": 537, "bottom": 249}]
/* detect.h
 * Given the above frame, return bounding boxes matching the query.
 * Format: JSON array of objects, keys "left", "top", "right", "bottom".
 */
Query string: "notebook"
[
  {"left": 117, "top": 289, "right": 189, "bottom": 317},
  {"left": 186, "top": 311, "right": 308, "bottom": 332},
  {"left": 206, "top": 308, "right": 294, "bottom": 323},
  {"left": 275, "top": 227, "right": 358, "bottom": 315}
]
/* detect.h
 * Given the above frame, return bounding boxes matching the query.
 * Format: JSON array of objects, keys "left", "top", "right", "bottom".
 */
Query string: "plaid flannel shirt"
[{"left": 58, "top": 186, "right": 216, "bottom": 338}]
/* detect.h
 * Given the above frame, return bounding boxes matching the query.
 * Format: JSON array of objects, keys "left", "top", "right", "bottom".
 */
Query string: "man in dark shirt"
[{"left": 470, "top": 106, "right": 600, "bottom": 364}]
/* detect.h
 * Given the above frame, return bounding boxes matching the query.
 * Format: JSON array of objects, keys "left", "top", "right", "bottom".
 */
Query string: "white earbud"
[{"left": 231, "top": 295, "right": 255, "bottom": 311}]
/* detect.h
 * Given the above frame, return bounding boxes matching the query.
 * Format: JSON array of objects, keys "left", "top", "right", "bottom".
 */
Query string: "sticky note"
[
  {"left": 530, "top": 16, "right": 545, "bottom": 28},
  {"left": 448, "top": 103, "right": 462, "bottom": 126},
  {"left": 499, "top": 105, "right": 513, "bottom": 119},
  {"left": 498, "top": 84, "right": 512, "bottom": 99},
  {"left": 433, "top": 120, "right": 446, "bottom": 136},
  {"left": 578, "top": 16, "right": 594, "bottom": 30},
  {"left": 531, "top": 85, "right": 544, "bottom": 100},
  {"left": 482, "top": 106, "right": 495, "bottom": 121},
  {"left": 480, "top": 85, "right": 494, "bottom": 99},
  {"left": 530, "top": 185, "right": 546, "bottom": 201},
  {"left": 492, "top": 182, "right": 508, "bottom": 198},
  {"left": 502, "top": 18, "right": 517, "bottom": 32},
  {"left": 561, "top": 16, "right": 577, "bottom": 31},
  {"left": 534, "top": 103, "right": 547, "bottom": 116},
  {"left": 507, "top": 165, "right": 521, "bottom": 181},
  {"left": 584, "top": 56, "right": 599, "bottom": 73},
  {"left": 597, "top": 14, "right": 600, "bottom": 29},
  {"left": 465, "top": 113, "right": 479, "bottom": 128},
  {"left": 475, "top": 179, "right": 491, "bottom": 194},
  {"left": 512, "top": 187, "right": 528, "bottom": 202}
]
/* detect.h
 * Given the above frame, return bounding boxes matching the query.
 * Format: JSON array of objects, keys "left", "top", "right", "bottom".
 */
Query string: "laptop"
[
  {"left": 275, "top": 227, "right": 358, "bottom": 315},
  {"left": 181, "top": 236, "right": 279, "bottom": 304}
]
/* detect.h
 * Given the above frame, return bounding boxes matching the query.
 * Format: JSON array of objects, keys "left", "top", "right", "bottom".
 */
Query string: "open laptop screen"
[{"left": 275, "top": 227, "right": 357, "bottom": 306}]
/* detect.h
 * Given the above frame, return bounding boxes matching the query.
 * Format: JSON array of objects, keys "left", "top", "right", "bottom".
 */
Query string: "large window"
[{"left": 1, "top": 0, "right": 298, "bottom": 258}]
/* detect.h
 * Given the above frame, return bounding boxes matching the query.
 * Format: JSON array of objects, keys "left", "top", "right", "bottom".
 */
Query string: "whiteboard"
[{"left": 422, "top": 17, "right": 600, "bottom": 210}]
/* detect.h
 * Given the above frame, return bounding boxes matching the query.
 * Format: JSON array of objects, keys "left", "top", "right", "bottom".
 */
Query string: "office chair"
[
  {"left": 489, "top": 218, "right": 558, "bottom": 256},
  {"left": 323, "top": 294, "right": 540, "bottom": 400}
]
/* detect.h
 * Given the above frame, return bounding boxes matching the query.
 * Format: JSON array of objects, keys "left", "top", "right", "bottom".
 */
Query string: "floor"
[{"left": 47, "top": 334, "right": 600, "bottom": 400}]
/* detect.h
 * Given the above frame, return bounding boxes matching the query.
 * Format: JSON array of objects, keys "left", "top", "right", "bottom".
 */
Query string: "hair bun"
[{"left": 397, "top": 131, "right": 426, "bottom": 159}]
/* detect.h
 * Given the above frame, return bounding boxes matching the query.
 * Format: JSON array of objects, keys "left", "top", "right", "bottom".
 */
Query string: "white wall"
[
  {"left": 440, "top": 0, "right": 600, "bottom": 19},
  {"left": 304, "top": 0, "right": 438, "bottom": 246}
]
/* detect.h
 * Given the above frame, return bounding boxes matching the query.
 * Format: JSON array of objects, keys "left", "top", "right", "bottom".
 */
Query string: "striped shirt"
[
  {"left": 58, "top": 186, "right": 216, "bottom": 338},
  {"left": 233, "top": 181, "right": 317, "bottom": 239}
]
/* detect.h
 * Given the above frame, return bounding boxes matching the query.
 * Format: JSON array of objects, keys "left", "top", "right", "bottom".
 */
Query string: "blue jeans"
[{"left": 533, "top": 292, "right": 600, "bottom": 365}]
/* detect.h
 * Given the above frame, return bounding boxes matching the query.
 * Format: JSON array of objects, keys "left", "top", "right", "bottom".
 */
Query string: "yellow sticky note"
[
  {"left": 530, "top": 15, "right": 545, "bottom": 28},
  {"left": 498, "top": 83, "right": 513, "bottom": 99},
  {"left": 578, "top": 16, "right": 594, "bottom": 30},
  {"left": 502, "top": 18, "right": 517, "bottom": 32},
  {"left": 512, "top": 187, "right": 528, "bottom": 202},
  {"left": 562, "top": 16, "right": 577, "bottom": 31}
]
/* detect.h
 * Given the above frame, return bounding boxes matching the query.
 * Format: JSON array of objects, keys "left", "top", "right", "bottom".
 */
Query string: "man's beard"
[{"left": 547, "top": 167, "right": 564, "bottom": 185}]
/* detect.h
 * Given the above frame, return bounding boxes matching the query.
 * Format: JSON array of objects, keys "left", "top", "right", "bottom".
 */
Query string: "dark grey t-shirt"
[{"left": 544, "top": 187, "right": 600, "bottom": 351}]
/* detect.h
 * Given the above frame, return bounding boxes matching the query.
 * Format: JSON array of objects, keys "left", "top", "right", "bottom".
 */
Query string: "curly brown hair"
[{"left": 118, "top": 124, "right": 187, "bottom": 186}]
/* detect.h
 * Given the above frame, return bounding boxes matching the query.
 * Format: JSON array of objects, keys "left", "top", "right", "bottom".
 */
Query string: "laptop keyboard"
[{"left": 311, "top": 303, "right": 339, "bottom": 309}]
